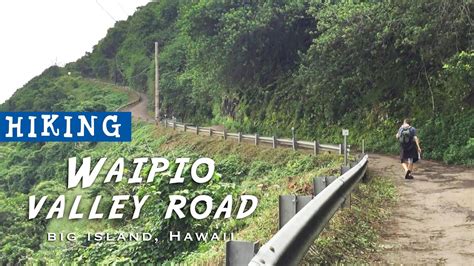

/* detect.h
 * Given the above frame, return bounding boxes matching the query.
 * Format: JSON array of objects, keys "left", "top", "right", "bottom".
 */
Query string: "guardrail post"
[
  {"left": 340, "top": 166, "right": 351, "bottom": 208},
  {"left": 196, "top": 125, "right": 199, "bottom": 135},
  {"left": 362, "top": 139, "right": 365, "bottom": 154},
  {"left": 279, "top": 195, "right": 313, "bottom": 229},
  {"left": 312, "top": 175, "right": 338, "bottom": 230},
  {"left": 249, "top": 155, "right": 369, "bottom": 265},
  {"left": 325, "top": 176, "right": 337, "bottom": 229},
  {"left": 313, "top": 176, "right": 326, "bottom": 195},
  {"left": 238, "top": 132, "right": 242, "bottom": 143},
  {"left": 225, "top": 241, "right": 259, "bottom": 266},
  {"left": 173, "top": 121, "right": 176, "bottom": 130},
  {"left": 209, "top": 128, "right": 213, "bottom": 136},
  {"left": 164, "top": 119, "right": 167, "bottom": 128},
  {"left": 361, "top": 159, "right": 369, "bottom": 183},
  {"left": 339, "top": 144, "right": 343, "bottom": 155},
  {"left": 272, "top": 136, "right": 277, "bottom": 149},
  {"left": 341, "top": 166, "right": 350, "bottom": 174},
  {"left": 314, "top": 140, "right": 320, "bottom": 155},
  {"left": 291, "top": 127, "right": 296, "bottom": 151},
  {"left": 184, "top": 124, "right": 187, "bottom": 132},
  {"left": 255, "top": 133, "right": 259, "bottom": 145},
  {"left": 313, "top": 176, "right": 337, "bottom": 196},
  {"left": 224, "top": 129, "right": 227, "bottom": 140},
  {"left": 342, "top": 194, "right": 351, "bottom": 209}
]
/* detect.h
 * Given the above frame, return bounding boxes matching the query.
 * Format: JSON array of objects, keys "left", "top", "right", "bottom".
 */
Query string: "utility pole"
[{"left": 155, "top": 42, "right": 160, "bottom": 124}]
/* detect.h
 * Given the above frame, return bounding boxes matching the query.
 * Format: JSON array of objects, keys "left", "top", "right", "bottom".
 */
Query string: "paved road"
[
  {"left": 89, "top": 79, "right": 152, "bottom": 122},
  {"left": 122, "top": 92, "right": 153, "bottom": 122},
  {"left": 370, "top": 154, "right": 474, "bottom": 265}
]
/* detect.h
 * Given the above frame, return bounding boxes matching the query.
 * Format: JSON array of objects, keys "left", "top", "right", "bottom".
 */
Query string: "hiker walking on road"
[{"left": 396, "top": 118, "right": 422, "bottom": 179}]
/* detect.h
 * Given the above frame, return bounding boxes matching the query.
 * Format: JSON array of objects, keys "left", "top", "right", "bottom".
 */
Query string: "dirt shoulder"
[{"left": 369, "top": 153, "right": 474, "bottom": 265}]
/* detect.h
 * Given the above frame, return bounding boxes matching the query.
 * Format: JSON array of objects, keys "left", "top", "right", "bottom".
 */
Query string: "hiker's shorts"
[{"left": 400, "top": 146, "right": 419, "bottom": 164}]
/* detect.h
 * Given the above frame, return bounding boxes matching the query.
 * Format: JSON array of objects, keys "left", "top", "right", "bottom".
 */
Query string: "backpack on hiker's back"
[{"left": 398, "top": 126, "right": 415, "bottom": 148}]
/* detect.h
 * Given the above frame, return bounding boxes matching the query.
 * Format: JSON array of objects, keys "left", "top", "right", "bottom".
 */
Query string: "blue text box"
[{"left": 0, "top": 112, "right": 132, "bottom": 142}]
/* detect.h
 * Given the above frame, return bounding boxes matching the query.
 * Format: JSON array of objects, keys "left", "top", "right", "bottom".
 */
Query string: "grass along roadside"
[
  {"left": 182, "top": 171, "right": 397, "bottom": 264},
  {"left": 302, "top": 175, "right": 397, "bottom": 264},
  {"left": 25, "top": 121, "right": 396, "bottom": 264},
  {"left": 180, "top": 152, "right": 343, "bottom": 264},
  {"left": 160, "top": 125, "right": 397, "bottom": 264}
]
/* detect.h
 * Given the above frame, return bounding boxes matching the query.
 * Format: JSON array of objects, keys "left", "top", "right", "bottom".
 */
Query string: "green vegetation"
[
  {"left": 1, "top": 0, "right": 471, "bottom": 264},
  {"left": 0, "top": 76, "right": 130, "bottom": 263},
  {"left": 0, "top": 112, "right": 395, "bottom": 264},
  {"left": 50, "top": 125, "right": 343, "bottom": 264},
  {"left": 54, "top": 0, "right": 473, "bottom": 165},
  {"left": 1, "top": 67, "right": 130, "bottom": 112},
  {"left": 4, "top": 1, "right": 471, "bottom": 163},
  {"left": 303, "top": 176, "right": 397, "bottom": 264},
  {"left": 182, "top": 159, "right": 398, "bottom": 265},
  {"left": 0, "top": 115, "right": 346, "bottom": 264},
  {"left": 0, "top": 72, "right": 357, "bottom": 264}
]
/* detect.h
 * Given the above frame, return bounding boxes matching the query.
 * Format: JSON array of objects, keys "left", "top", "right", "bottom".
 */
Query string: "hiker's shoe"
[
  {"left": 404, "top": 170, "right": 411, "bottom": 179},
  {"left": 406, "top": 175, "right": 414, "bottom": 179}
]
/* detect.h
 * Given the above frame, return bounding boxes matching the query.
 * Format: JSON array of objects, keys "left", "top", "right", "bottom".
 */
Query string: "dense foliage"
[
  {"left": 52, "top": 124, "right": 341, "bottom": 264},
  {"left": 0, "top": 77, "right": 129, "bottom": 263},
  {"left": 1, "top": 67, "right": 129, "bottom": 113},
  {"left": 0, "top": 0, "right": 472, "bottom": 263},
  {"left": 60, "top": 0, "right": 473, "bottom": 164},
  {"left": 0, "top": 117, "right": 343, "bottom": 264},
  {"left": 0, "top": 72, "right": 341, "bottom": 264}
]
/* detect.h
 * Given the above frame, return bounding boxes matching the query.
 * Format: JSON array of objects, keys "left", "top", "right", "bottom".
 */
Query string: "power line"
[
  {"left": 95, "top": 0, "right": 116, "bottom": 22},
  {"left": 115, "top": 57, "right": 152, "bottom": 79},
  {"left": 115, "top": 1, "right": 128, "bottom": 17}
]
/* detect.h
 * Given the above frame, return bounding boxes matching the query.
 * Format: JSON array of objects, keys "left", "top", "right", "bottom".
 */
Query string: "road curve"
[{"left": 122, "top": 92, "right": 153, "bottom": 122}]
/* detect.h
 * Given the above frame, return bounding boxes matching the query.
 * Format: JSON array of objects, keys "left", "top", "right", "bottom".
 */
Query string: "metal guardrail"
[
  {"left": 161, "top": 119, "right": 365, "bottom": 265},
  {"left": 162, "top": 119, "right": 342, "bottom": 154},
  {"left": 249, "top": 154, "right": 368, "bottom": 266}
]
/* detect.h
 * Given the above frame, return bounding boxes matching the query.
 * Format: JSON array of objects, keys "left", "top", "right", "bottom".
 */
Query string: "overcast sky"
[{"left": 0, "top": 0, "right": 151, "bottom": 104}]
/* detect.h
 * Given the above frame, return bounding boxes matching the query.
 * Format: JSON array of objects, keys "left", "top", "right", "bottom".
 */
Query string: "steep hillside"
[
  {"left": 34, "top": 0, "right": 473, "bottom": 165},
  {"left": 0, "top": 71, "right": 395, "bottom": 264},
  {"left": 0, "top": 118, "right": 396, "bottom": 264},
  {"left": 0, "top": 76, "right": 131, "bottom": 263},
  {"left": 0, "top": 1, "right": 471, "bottom": 263},
  {"left": 0, "top": 67, "right": 131, "bottom": 112}
]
